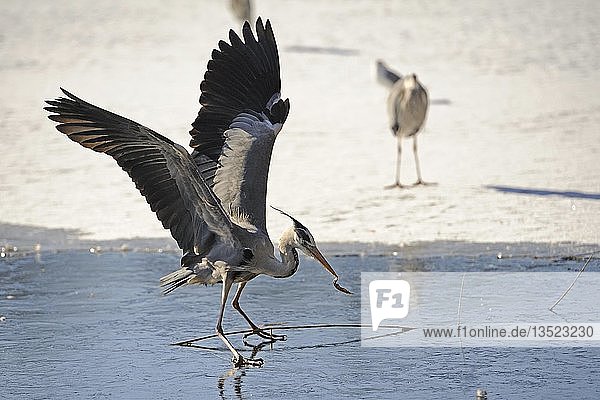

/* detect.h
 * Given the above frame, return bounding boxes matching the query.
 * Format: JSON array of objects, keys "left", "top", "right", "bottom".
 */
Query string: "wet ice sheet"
[
  {"left": 361, "top": 271, "right": 600, "bottom": 347},
  {"left": 1, "top": 248, "right": 599, "bottom": 399}
]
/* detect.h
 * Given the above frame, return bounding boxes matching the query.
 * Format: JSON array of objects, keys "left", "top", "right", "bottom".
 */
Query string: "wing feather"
[
  {"left": 376, "top": 60, "right": 403, "bottom": 88},
  {"left": 190, "top": 18, "right": 284, "bottom": 167},
  {"left": 212, "top": 113, "right": 278, "bottom": 231},
  {"left": 188, "top": 18, "right": 289, "bottom": 233},
  {"left": 45, "top": 89, "right": 238, "bottom": 254}
]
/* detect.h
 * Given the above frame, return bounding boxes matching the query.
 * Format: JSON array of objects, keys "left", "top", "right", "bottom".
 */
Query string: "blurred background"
[{"left": 1, "top": 0, "right": 598, "bottom": 249}]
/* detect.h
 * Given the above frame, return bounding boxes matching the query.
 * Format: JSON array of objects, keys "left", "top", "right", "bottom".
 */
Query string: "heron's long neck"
[{"left": 272, "top": 228, "right": 299, "bottom": 278}]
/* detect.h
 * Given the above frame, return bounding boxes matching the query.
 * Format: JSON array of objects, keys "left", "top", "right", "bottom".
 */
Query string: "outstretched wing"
[
  {"left": 189, "top": 18, "right": 290, "bottom": 233},
  {"left": 376, "top": 60, "right": 402, "bottom": 88},
  {"left": 45, "top": 89, "right": 238, "bottom": 255},
  {"left": 213, "top": 111, "right": 282, "bottom": 232}
]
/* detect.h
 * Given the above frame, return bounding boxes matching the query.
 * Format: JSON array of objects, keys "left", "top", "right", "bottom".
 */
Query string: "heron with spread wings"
[{"left": 45, "top": 18, "right": 350, "bottom": 368}]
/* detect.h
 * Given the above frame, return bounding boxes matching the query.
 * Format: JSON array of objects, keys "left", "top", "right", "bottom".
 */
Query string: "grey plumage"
[
  {"left": 213, "top": 111, "right": 281, "bottom": 233},
  {"left": 387, "top": 75, "right": 428, "bottom": 138},
  {"left": 377, "top": 60, "right": 429, "bottom": 188},
  {"left": 45, "top": 18, "right": 349, "bottom": 368},
  {"left": 376, "top": 59, "right": 402, "bottom": 88}
]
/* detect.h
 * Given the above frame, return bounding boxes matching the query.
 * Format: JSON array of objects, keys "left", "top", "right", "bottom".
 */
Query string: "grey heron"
[
  {"left": 45, "top": 18, "right": 350, "bottom": 368},
  {"left": 376, "top": 60, "right": 429, "bottom": 188}
]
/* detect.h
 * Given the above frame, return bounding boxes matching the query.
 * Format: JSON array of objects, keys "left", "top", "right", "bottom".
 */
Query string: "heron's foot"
[
  {"left": 232, "top": 354, "right": 264, "bottom": 368},
  {"left": 413, "top": 179, "right": 437, "bottom": 186},
  {"left": 384, "top": 182, "right": 407, "bottom": 189},
  {"left": 243, "top": 327, "right": 287, "bottom": 342}
]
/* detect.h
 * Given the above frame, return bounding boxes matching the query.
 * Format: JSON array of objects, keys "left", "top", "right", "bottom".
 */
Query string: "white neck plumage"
[{"left": 272, "top": 226, "right": 299, "bottom": 278}]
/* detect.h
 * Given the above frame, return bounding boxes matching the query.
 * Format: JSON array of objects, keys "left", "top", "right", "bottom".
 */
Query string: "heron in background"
[
  {"left": 45, "top": 18, "right": 350, "bottom": 368},
  {"left": 376, "top": 60, "right": 429, "bottom": 188},
  {"left": 229, "top": 0, "right": 252, "bottom": 23}
]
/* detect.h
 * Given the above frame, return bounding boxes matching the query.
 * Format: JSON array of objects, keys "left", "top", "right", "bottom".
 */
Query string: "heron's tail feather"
[
  {"left": 376, "top": 60, "right": 402, "bottom": 88},
  {"left": 160, "top": 268, "right": 195, "bottom": 295},
  {"left": 160, "top": 264, "right": 220, "bottom": 294}
]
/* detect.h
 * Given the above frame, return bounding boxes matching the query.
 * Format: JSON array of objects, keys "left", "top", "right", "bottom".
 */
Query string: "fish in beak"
[
  {"left": 306, "top": 245, "right": 352, "bottom": 295},
  {"left": 271, "top": 205, "right": 352, "bottom": 295}
]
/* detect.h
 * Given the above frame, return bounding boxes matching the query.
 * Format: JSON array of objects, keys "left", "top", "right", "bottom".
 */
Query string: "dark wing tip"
[
  {"left": 269, "top": 98, "right": 290, "bottom": 124},
  {"left": 242, "top": 19, "right": 252, "bottom": 36},
  {"left": 58, "top": 87, "right": 79, "bottom": 100},
  {"left": 44, "top": 87, "right": 69, "bottom": 107},
  {"left": 46, "top": 114, "right": 65, "bottom": 123},
  {"left": 189, "top": 16, "right": 285, "bottom": 156},
  {"left": 228, "top": 28, "right": 243, "bottom": 47},
  {"left": 256, "top": 17, "right": 265, "bottom": 32},
  {"left": 242, "top": 19, "right": 257, "bottom": 44},
  {"left": 46, "top": 88, "right": 87, "bottom": 111},
  {"left": 44, "top": 89, "right": 203, "bottom": 252}
]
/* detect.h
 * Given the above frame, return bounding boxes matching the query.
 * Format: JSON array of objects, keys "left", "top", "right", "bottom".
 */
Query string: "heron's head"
[{"left": 271, "top": 206, "right": 352, "bottom": 295}]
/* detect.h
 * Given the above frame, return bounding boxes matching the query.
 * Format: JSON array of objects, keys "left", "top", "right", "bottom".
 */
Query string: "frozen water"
[
  {"left": 1, "top": 0, "right": 600, "bottom": 398},
  {"left": 1, "top": 245, "right": 599, "bottom": 399}
]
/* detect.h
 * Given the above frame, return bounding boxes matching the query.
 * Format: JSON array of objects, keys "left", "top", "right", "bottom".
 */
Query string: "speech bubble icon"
[{"left": 369, "top": 279, "right": 410, "bottom": 331}]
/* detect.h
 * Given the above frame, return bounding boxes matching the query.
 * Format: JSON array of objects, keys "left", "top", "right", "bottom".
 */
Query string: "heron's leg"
[
  {"left": 232, "top": 282, "right": 286, "bottom": 342},
  {"left": 216, "top": 274, "right": 263, "bottom": 368},
  {"left": 412, "top": 135, "right": 436, "bottom": 186},
  {"left": 385, "top": 135, "right": 405, "bottom": 189},
  {"left": 413, "top": 135, "right": 424, "bottom": 184},
  {"left": 396, "top": 135, "right": 403, "bottom": 185}
]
